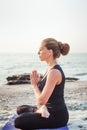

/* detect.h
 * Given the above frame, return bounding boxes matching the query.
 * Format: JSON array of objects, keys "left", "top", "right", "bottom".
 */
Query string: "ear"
[{"left": 49, "top": 49, "right": 53, "bottom": 56}]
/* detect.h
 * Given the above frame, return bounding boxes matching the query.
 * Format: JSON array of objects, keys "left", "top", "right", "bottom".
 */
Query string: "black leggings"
[{"left": 14, "top": 105, "right": 69, "bottom": 130}]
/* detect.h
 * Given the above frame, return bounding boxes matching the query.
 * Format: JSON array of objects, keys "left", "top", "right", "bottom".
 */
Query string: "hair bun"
[{"left": 58, "top": 42, "right": 70, "bottom": 55}]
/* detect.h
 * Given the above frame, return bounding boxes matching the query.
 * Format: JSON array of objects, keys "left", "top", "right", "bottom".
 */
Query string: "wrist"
[{"left": 33, "top": 84, "right": 38, "bottom": 88}]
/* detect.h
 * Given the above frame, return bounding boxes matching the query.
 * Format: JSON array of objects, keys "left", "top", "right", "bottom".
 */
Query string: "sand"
[{"left": 0, "top": 81, "right": 87, "bottom": 130}]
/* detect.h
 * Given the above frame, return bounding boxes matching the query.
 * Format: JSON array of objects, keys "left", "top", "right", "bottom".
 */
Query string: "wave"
[{"left": 75, "top": 72, "right": 87, "bottom": 76}]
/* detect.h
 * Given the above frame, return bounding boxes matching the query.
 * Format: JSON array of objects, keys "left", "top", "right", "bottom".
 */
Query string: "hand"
[
  {"left": 36, "top": 105, "right": 50, "bottom": 118},
  {"left": 30, "top": 70, "right": 41, "bottom": 86}
]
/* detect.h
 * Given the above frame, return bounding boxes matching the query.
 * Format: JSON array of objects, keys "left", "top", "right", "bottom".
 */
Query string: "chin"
[
  {"left": 39, "top": 56, "right": 45, "bottom": 61},
  {"left": 40, "top": 58, "right": 43, "bottom": 61},
  {"left": 39, "top": 57, "right": 44, "bottom": 61}
]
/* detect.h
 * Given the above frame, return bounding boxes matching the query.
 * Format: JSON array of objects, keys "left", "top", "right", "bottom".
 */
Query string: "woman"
[{"left": 14, "top": 38, "right": 70, "bottom": 130}]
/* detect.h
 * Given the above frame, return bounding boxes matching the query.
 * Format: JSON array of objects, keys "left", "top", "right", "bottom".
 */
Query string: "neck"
[
  {"left": 46, "top": 59, "right": 57, "bottom": 69},
  {"left": 43, "top": 59, "right": 58, "bottom": 78}
]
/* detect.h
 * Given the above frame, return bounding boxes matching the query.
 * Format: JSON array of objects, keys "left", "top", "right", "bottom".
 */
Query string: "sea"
[{"left": 0, "top": 52, "right": 87, "bottom": 85}]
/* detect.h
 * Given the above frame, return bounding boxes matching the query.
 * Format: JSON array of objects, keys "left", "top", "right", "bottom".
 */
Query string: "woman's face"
[{"left": 38, "top": 42, "right": 51, "bottom": 61}]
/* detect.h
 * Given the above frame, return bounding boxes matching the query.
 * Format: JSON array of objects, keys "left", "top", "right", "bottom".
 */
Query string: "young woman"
[{"left": 14, "top": 38, "right": 70, "bottom": 130}]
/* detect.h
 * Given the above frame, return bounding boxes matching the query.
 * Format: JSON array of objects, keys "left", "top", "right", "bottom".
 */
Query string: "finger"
[
  {"left": 30, "top": 73, "right": 34, "bottom": 80},
  {"left": 32, "top": 70, "right": 38, "bottom": 80},
  {"left": 32, "top": 70, "right": 37, "bottom": 75}
]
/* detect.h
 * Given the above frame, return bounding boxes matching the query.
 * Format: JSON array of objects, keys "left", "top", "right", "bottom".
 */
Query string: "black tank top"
[{"left": 38, "top": 64, "right": 66, "bottom": 111}]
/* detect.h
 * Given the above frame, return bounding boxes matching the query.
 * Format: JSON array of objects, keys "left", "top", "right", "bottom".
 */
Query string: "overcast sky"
[{"left": 0, "top": 0, "right": 87, "bottom": 53}]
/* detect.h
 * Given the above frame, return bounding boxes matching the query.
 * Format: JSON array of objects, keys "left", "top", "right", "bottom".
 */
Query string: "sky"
[{"left": 0, "top": 0, "right": 87, "bottom": 53}]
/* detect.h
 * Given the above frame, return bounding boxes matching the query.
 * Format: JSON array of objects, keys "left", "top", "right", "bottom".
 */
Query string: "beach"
[{"left": 0, "top": 80, "right": 87, "bottom": 130}]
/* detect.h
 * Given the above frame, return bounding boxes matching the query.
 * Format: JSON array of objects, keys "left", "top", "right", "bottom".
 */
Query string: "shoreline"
[{"left": 0, "top": 80, "right": 87, "bottom": 130}]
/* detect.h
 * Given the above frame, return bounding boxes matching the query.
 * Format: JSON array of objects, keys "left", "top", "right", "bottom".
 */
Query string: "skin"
[{"left": 30, "top": 42, "right": 62, "bottom": 105}]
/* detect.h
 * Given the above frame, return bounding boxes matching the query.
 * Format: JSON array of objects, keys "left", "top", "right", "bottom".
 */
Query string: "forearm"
[
  {"left": 33, "top": 86, "right": 50, "bottom": 118},
  {"left": 32, "top": 85, "right": 41, "bottom": 104},
  {"left": 30, "top": 70, "right": 44, "bottom": 105}
]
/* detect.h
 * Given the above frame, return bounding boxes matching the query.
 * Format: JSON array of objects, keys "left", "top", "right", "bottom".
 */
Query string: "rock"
[
  {"left": 6, "top": 74, "right": 79, "bottom": 85},
  {"left": 6, "top": 73, "right": 43, "bottom": 85},
  {"left": 7, "top": 74, "right": 30, "bottom": 81},
  {"left": 65, "top": 77, "right": 79, "bottom": 82}
]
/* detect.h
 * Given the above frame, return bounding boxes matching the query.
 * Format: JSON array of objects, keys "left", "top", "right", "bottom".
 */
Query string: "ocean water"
[{"left": 0, "top": 53, "right": 87, "bottom": 85}]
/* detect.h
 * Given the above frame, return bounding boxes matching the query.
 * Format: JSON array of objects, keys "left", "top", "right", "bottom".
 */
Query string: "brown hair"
[{"left": 42, "top": 38, "right": 70, "bottom": 58}]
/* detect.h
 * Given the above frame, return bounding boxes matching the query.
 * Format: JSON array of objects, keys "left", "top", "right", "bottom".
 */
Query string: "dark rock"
[
  {"left": 7, "top": 75, "right": 19, "bottom": 81},
  {"left": 83, "top": 117, "right": 87, "bottom": 121},
  {"left": 78, "top": 125, "right": 83, "bottom": 128},
  {"left": 6, "top": 74, "right": 79, "bottom": 85},
  {"left": 6, "top": 73, "right": 43, "bottom": 85},
  {"left": 7, "top": 73, "right": 30, "bottom": 81},
  {"left": 65, "top": 77, "right": 79, "bottom": 82}
]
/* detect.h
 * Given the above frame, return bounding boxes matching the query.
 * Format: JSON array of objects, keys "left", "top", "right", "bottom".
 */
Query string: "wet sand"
[{"left": 0, "top": 81, "right": 87, "bottom": 130}]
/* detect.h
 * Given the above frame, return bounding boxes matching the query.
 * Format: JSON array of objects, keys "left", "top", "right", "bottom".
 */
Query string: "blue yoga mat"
[
  {"left": 2, "top": 113, "right": 69, "bottom": 130},
  {"left": 2, "top": 113, "right": 18, "bottom": 130}
]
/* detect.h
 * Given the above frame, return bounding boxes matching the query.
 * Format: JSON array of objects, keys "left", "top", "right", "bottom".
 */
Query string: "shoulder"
[
  {"left": 47, "top": 68, "right": 62, "bottom": 84},
  {"left": 49, "top": 68, "right": 62, "bottom": 77}
]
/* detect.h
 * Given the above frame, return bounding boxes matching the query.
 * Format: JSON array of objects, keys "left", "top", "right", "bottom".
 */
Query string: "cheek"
[
  {"left": 39, "top": 51, "right": 48, "bottom": 60},
  {"left": 42, "top": 52, "right": 49, "bottom": 60}
]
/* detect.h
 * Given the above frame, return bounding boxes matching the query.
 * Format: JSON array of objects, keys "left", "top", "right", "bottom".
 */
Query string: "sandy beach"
[{"left": 0, "top": 81, "right": 87, "bottom": 130}]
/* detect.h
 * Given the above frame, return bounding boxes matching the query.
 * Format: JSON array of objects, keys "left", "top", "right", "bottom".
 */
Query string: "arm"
[
  {"left": 30, "top": 69, "right": 62, "bottom": 118},
  {"left": 30, "top": 69, "right": 62, "bottom": 105},
  {"left": 38, "top": 69, "right": 62, "bottom": 105},
  {"left": 30, "top": 70, "right": 50, "bottom": 118},
  {"left": 30, "top": 70, "right": 41, "bottom": 100}
]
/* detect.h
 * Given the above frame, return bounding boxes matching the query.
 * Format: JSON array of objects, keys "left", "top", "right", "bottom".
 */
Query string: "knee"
[
  {"left": 14, "top": 117, "right": 21, "bottom": 128},
  {"left": 17, "top": 105, "right": 29, "bottom": 114}
]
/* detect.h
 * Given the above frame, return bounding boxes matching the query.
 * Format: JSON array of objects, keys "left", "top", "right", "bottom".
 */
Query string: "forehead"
[
  {"left": 41, "top": 41, "right": 46, "bottom": 46},
  {"left": 39, "top": 42, "right": 46, "bottom": 48}
]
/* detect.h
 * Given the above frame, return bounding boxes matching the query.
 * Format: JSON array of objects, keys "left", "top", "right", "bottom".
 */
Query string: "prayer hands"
[{"left": 30, "top": 70, "right": 41, "bottom": 86}]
